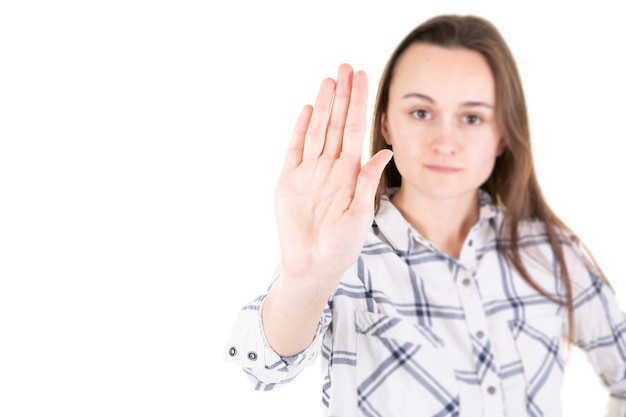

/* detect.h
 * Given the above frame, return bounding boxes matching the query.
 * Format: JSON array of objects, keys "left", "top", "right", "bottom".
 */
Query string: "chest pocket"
[{"left": 354, "top": 310, "right": 459, "bottom": 417}]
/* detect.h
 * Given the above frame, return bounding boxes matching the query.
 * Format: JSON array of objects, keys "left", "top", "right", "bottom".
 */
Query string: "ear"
[{"left": 381, "top": 113, "right": 392, "bottom": 146}]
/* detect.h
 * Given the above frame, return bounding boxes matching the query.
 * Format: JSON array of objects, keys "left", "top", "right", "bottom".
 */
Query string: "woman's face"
[{"left": 382, "top": 43, "right": 504, "bottom": 203}]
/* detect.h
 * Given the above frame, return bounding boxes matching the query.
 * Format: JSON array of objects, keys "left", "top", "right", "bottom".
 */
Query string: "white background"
[{"left": 1, "top": 1, "right": 624, "bottom": 416}]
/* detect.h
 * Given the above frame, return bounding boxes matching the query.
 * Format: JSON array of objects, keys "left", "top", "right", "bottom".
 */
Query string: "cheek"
[
  {"left": 474, "top": 145, "right": 500, "bottom": 173},
  {"left": 392, "top": 139, "right": 426, "bottom": 164},
  {"left": 388, "top": 141, "right": 425, "bottom": 176}
]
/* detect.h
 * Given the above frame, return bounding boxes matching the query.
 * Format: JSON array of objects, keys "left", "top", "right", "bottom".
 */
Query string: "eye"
[
  {"left": 462, "top": 114, "right": 482, "bottom": 125},
  {"left": 411, "top": 109, "right": 432, "bottom": 120}
]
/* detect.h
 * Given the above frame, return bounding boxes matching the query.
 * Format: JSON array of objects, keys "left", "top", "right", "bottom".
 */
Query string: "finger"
[
  {"left": 350, "top": 149, "right": 393, "bottom": 216},
  {"left": 301, "top": 77, "right": 336, "bottom": 159},
  {"left": 282, "top": 104, "right": 313, "bottom": 170},
  {"left": 321, "top": 64, "right": 354, "bottom": 158},
  {"left": 338, "top": 70, "right": 368, "bottom": 162}
]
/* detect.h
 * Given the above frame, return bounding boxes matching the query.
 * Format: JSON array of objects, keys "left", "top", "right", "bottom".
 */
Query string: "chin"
[{"left": 416, "top": 186, "right": 479, "bottom": 202}]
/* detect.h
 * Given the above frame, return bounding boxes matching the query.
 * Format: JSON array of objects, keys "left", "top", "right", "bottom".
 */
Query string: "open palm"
[{"left": 274, "top": 64, "right": 392, "bottom": 294}]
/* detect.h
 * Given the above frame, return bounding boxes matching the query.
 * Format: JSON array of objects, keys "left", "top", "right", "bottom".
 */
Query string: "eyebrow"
[{"left": 402, "top": 92, "right": 494, "bottom": 109}]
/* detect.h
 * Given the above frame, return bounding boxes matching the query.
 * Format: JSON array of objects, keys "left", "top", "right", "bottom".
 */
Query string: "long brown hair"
[{"left": 370, "top": 14, "right": 608, "bottom": 344}]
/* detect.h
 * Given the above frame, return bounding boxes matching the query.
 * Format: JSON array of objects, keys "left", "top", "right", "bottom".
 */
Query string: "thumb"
[{"left": 350, "top": 149, "right": 393, "bottom": 216}]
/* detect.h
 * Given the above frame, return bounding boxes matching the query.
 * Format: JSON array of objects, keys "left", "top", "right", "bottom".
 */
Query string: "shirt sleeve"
[
  {"left": 569, "top": 240, "right": 626, "bottom": 417},
  {"left": 223, "top": 271, "right": 332, "bottom": 391}
]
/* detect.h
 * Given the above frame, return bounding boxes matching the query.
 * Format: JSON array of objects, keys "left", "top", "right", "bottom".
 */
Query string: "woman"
[{"left": 224, "top": 14, "right": 626, "bottom": 416}]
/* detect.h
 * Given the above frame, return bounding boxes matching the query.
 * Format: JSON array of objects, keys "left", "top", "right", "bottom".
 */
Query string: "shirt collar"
[{"left": 373, "top": 188, "right": 499, "bottom": 254}]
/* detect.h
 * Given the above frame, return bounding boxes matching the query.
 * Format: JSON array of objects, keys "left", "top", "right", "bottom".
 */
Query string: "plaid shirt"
[{"left": 224, "top": 190, "right": 626, "bottom": 417}]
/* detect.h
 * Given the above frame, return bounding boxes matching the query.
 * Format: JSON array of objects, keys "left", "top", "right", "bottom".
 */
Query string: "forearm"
[{"left": 261, "top": 274, "right": 336, "bottom": 357}]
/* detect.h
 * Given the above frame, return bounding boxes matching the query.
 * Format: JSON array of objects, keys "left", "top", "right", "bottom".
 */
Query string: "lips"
[{"left": 424, "top": 164, "right": 461, "bottom": 174}]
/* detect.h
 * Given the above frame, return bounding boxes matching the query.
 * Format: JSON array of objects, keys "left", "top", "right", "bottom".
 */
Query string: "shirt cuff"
[{"left": 223, "top": 294, "right": 329, "bottom": 384}]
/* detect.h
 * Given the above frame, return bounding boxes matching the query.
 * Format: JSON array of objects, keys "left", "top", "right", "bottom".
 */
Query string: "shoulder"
[{"left": 514, "top": 217, "right": 604, "bottom": 294}]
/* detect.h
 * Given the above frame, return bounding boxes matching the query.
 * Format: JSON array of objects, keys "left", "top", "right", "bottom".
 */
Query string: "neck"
[{"left": 391, "top": 189, "right": 480, "bottom": 258}]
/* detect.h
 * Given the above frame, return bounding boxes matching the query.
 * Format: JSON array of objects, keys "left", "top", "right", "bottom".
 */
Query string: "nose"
[{"left": 430, "top": 123, "right": 459, "bottom": 155}]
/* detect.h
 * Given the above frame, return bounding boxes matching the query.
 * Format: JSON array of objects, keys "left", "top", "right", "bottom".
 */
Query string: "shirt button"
[
  {"left": 476, "top": 330, "right": 485, "bottom": 339},
  {"left": 462, "top": 278, "right": 471, "bottom": 286},
  {"left": 228, "top": 347, "right": 237, "bottom": 357},
  {"left": 247, "top": 351, "right": 258, "bottom": 361},
  {"left": 468, "top": 239, "right": 473, "bottom": 247},
  {"left": 487, "top": 386, "right": 496, "bottom": 395}
]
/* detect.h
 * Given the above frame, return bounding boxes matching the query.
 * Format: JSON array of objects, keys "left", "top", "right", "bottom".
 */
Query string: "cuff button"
[
  {"left": 247, "top": 351, "right": 258, "bottom": 361},
  {"left": 228, "top": 347, "right": 237, "bottom": 357}
]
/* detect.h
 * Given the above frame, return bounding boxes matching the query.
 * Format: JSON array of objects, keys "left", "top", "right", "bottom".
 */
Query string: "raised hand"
[
  {"left": 274, "top": 64, "right": 393, "bottom": 297},
  {"left": 262, "top": 64, "right": 392, "bottom": 356}
]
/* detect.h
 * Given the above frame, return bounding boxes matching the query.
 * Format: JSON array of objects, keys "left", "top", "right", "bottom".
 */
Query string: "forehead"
[{"left": 390, "top": 43, "right": 496, "bottom": 103}]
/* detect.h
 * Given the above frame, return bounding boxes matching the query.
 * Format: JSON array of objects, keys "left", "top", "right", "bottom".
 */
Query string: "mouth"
[{"left": 424, "top": 164, "right": 461, "bottom": 174}]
